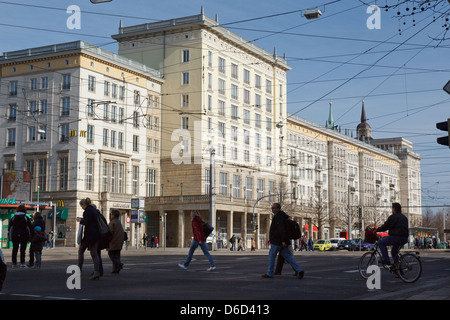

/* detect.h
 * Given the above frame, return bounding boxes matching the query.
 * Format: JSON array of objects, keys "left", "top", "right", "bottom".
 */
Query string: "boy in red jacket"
[{"left": 178, "top": 211, "right": 216, "bottom": 271}]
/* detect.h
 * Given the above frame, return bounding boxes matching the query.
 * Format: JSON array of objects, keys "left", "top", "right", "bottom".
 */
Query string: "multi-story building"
[
  {"left": 112, "top": 11, "right": 290, "bottom": 248},
  {"left": 0, "top": 41, "right": 163, "bottom": 247},
  {"left": 286, "top": 102, "right": 422, "bottom": 240}
]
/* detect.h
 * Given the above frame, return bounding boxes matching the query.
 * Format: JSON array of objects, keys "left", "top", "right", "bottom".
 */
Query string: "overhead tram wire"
[{"left": 284, "top": 8, "right": 450, "bottom": 122}]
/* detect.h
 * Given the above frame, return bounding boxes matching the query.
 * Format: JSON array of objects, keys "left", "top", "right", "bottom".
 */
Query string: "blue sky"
[{"left": 0, "top": 0, "right": 449, "bottom": 210}]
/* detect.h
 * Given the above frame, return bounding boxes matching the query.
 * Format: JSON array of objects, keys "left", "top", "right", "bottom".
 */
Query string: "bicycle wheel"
[
  {"left": 396, "top": 253, "right": 422, "bottom": 283},
  {"left": 359, "top": 251, "right": 378, "bottom": 279}
]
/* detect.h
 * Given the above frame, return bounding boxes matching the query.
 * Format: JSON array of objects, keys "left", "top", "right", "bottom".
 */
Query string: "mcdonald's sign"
[
  {"left": 57, "top": 200, "right": 64, "bottom": 207},
  {"left": 69, "top": 130, "right": 77, "bottom": 137},
  {"left": 80, "top": 130, "right": 86, "bottom": 137}
]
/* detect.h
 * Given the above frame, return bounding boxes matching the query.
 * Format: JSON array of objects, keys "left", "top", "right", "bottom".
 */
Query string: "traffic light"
[{"left": 436, "top": 118, "right": 450, "bottom": 148}]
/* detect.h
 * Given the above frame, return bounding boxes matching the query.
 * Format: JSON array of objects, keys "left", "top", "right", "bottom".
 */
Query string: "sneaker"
[
  {"left": 297, "top": 270, "right": 304, "bottom": 280},
  {"left": 261, "top": 274, "right": 273, "bottom": 279},
  {"left": 178, "top": 263, "right": 187, "bottom": 270},
  {"left": 206, "top": 266, "right": 216, "bottom": 271},
  {"left": 20, "top": 264, "right": 28, "bottom": 268}
]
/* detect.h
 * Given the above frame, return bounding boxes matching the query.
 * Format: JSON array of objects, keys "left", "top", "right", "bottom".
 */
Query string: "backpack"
[{"left": 285, "top": 218, "right": 301, "bottom": 240}]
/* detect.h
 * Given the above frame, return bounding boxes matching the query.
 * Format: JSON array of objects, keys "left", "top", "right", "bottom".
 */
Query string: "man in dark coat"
[
  {"left": 262, "top": 203, "right": 304, "bottom": 279},
  {"left": 8, "top": 205, "right": 32, "bottom": 268},
  {"left": 376, "top": 202, "right": 409, "bottom": 265}
]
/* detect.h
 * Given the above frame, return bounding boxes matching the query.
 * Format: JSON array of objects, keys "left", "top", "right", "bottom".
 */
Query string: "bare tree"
[{"left": 360, "top": 0, "right": 450, "bottom": 42}]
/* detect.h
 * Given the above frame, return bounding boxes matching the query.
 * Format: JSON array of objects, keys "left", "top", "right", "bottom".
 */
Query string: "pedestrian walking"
[
  {"left": 151, "top": 235, "right": 155, "bottom": 248},
  {"left": 230, "top": 235, "right": 236, "bottom": 251},
  {"left": 262, "top": 203, "right": 304, "bottom": 279},
  {"left": 46, "top": 231, "right": 54, "bottom": 249},
  {"left": 308, "top": 237, "right": 314, "bottom": 251},
  {"left": 251, "top": 238, "right": 256, "bottom": 251},
  {"left": 108, "top": 210, "right": 125, "bottom": 273},
  {"left": 178, "top": 210, "right": 216, "bottom": 271},
  {"left": 30, "top": 226, "right": 46, "bottom": 268},
  {"left": 77, "top": 198, "right": 101, "bottom": 280},
  {"left": 8, "top": 205, "right": 32, "bottom": 268}
]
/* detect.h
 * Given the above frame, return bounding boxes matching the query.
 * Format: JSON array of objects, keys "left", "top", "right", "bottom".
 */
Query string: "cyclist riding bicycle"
[{"left": 376, "top": 202, "right": 409, "bottom": 266}]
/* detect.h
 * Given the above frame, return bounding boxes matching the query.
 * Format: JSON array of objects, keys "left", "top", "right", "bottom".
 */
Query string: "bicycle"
[{"left": 358, "top": 241, "right": 422, "bottom": 283}]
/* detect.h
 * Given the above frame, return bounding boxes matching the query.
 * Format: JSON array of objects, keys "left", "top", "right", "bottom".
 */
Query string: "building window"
[
  {"left": 7, "top": 128, "right": 16, "bottom": 147},
  {"left": 219, "top": 172, "right": 228, "bottom": 195},
  {"left": 182, "top": 49, "right": 190, "bottom": 62},
  {"left": 133, "top": 135, "right": 139, "bottom": 152},
  {"left": 86, "top": 159, "right": 93, "bottom": 190},
  {"left": 103, "top": 161, "right": 109, "bottom": 192},
  {"left": 132, "top": 165, "right": 139, "bottom": 195},
  {"left": 8, "top": 104, "right": 17, "bottom": 121},
  {"left": 218, "top": 57, "right": 226, "bottom": 74},
  {"left": 233, "top": 175, "right": 241, "bottom": 198},
  {"left": 146, "top": 169, "right": 157, "bottom": 197},
  {"left": 28, "top": 127, "right": 36, "bottom": 142},
  {"left": 62, "top": 74, "right": 71, "bottom": 90},
  {"left": 118, "top": 163, "right": 124, "bottom": 193},
  {"left": 182, "top": 72, "right": 189, "bottom": 85},
  {"left": 38, "top": 159, "right": 47, "bottom": 191},
  {"left": 88, "top": 76, "right": 95, "bottom": 92},
  {"left": 87, "top": 125, "right": 94, "bottom": 143},
  {"left": 60, "top": 123, "right": 69, "bottom": 142},
  {"left": 9, "top": 81, "right": 18, "bottom": 96},
  {"left": 59, "top": 157, "right": 68, "bottom": 191},
  {"left": 61, "top": 97, "right": 70, "bottom": 116}
]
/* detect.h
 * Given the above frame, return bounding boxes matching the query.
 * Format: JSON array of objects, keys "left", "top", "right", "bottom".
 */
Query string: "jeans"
[
  {"left": 266, "top": 244, "right": 303, "bottom": 277},
  {"left": 378, "top": 235, "right": 408, "bottom": 264},
  {"left": 182, "top": 241, "right": 215, "bottom": 268}
]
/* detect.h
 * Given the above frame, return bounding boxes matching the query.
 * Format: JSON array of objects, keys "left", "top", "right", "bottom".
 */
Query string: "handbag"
[{"left": 203, "top": 222, "right": 214, "bottom": 237}]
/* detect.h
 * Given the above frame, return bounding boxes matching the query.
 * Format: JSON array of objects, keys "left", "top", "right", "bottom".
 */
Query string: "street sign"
[
  {"left": 131, "top": 198, "right": 145, "bottom": 209},
  {"left": 131, "top": 209, "right": 146, "bottom": 223}
]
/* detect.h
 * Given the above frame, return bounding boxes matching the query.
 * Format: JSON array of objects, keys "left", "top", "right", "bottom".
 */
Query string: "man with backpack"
[
  {"left": 8, "top": 205, "right": 32, "bottom": 268},
  {"left": 262, "top": 203, "right": 304, "bottom": 279}
]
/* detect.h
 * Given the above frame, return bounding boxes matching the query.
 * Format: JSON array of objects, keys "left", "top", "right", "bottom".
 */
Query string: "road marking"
[{"left": 344, "top": 270, "right": 360, "bottom": 273}]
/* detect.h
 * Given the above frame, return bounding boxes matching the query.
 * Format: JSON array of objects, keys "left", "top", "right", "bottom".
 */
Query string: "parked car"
[
  {"left": 329, "top": 238, "right": 346, "bottom": 250},
  {"left": 353, "top": 238, "right": 375, "bottom": 251},
  {"left": 313, "top": 239, "right": 332, "bottom": 251},
  {"left": 337, "top": 239, "right": 359, "bottom": 251}
]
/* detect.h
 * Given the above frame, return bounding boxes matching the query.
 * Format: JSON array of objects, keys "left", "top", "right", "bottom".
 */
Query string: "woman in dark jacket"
[
  {"left": 8, "top": 205, "right": 32, "bottom": 268},
  {"left": 77, "top": 198, "right": 101, "bottom": 280},
  {"left": 178, "top": 210, "right": 215, "bottom": 271}
]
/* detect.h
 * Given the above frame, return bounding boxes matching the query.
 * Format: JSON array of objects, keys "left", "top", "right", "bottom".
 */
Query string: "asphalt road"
[{"left": 1, "top": 247, "right": 449, "bottom": 307}]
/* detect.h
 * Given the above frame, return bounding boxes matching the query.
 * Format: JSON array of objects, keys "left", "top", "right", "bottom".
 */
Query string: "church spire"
[
  {"left": 361, "top": 99, "right": 367, "bottom": 123},
  {"left": 326, "top": 101, "right": 334, "bottom": 129},
  {"left": 357, "top": 100, "right": 372, "bottom": 141}
]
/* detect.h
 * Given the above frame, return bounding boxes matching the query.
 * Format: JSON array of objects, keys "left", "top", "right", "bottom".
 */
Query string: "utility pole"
[{"left": 210, "top": 147, "right": 216, "bottom": 250}]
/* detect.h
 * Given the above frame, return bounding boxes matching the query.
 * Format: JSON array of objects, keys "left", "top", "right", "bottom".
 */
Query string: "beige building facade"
[
  {"left": 0, "top": 41, "right": 163, "bottom": 247},
  {"left": 112, "top": 12, "right": 291, "bottom": 249}
]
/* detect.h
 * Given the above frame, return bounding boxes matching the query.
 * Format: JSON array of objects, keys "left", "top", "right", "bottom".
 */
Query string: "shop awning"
[
  {"left": 48, "top": 208, "right": 68, "bottom": 220},
  {"left": 303, "top": 225, "right": 318, "bottom": 232}
]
